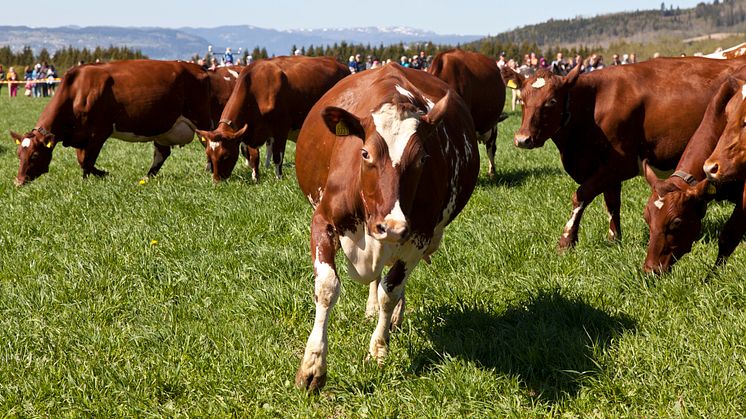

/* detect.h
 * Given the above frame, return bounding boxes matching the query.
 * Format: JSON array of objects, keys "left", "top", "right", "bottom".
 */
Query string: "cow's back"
[{"left": 429, "top": 49, "right": 506, "bottom": 135}]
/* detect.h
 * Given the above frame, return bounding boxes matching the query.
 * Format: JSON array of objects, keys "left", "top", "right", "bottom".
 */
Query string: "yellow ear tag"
[
  {"left": 45, "top": 141, "right": 54, "bottom": 148},
  {"left": 706, "top": 184, "right": 717, "bottom": 195},
  {"left": 335, "top": 121, "right": 349, "bottom": 136},
  {"left": 15, "top": 139, "right": 21, "bottom": 145},
  {"left": 506, "top": 79, "right": 518, "bottom": 89},
  {"left": 200, "top": 136, "right": 207, "bottom": 143}
]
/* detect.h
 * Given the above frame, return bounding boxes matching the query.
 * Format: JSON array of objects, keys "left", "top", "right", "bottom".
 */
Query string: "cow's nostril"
[
  {"left": 376, "top": 224, "right": 386, "bottom": 234},
  {"left": 706, "top": 162, "right": 719, "bottom": 175}
]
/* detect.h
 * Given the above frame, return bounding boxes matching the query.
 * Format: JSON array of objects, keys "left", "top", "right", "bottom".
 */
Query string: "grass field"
[{"left": 0, "top": 94, "right": 744, "bottom": 417}]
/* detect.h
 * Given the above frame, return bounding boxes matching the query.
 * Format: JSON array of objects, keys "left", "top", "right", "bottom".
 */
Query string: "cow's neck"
[
  {"left": 35, "top": 95, "right": 69, "bottom": 140},
  {"left": 550, "top": 79, "right": 597, "bottom": 152}
]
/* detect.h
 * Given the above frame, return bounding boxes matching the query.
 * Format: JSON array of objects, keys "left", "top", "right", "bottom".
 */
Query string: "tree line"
[{"left": 0, "top": 45, "right": 146, "bottom": 73}]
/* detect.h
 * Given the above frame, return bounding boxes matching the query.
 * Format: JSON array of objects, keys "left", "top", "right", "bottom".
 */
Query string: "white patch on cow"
[
  {"left": 228, "top": 69, "right": 239, "bottom": 79},
  {"left": 654, "top": 196, "right": 665, "bottom": 210},
  {"left": 21, "top": 138, "right": 31, "bottom": 148},
  {"left": 372, "top": 103, "right": 420, "bottom": 167},
  {"left": 424, "top": 98, "right": 435, "bottom": 111},
  {"left": 463, "top": 132, "right": 473, "bottom": 161},
  {"left": 209, "top": 140, "right": 221, "bottom": 151},
  {"left": 562, "top": 203, "right": 585, "bottom": 238},
  {"left": 741, "top": 84, "right": 746, "bottom": 100},
  {"left": 531, "top": 78, "right": 546, "bottom": 89},
  {"left": 223, "top": 76, "right": 231, "bottom": 81},
  {"left": 112, "top": 115, "right": 196, "bottom": 146},
  {"left": 384, "top": 200, "right": 406, "bottom": 225},
  {"left": 395, "top": 85, "right": 415, "bottom": 102}
]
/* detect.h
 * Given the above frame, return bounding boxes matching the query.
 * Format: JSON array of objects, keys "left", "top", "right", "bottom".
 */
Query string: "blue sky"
[{"left": 3, "top": 1, "right": 705, "bottom": 35}]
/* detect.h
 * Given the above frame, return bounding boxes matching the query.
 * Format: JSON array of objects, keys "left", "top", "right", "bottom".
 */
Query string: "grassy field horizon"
[{"left": 0, "top": 94, "right": 744, "bottom": 416}]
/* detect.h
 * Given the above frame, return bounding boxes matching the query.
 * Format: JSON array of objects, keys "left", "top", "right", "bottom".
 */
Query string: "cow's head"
[
  {"left": 195, "top": 121, "right": 248, "bottom": 182},
  {"left": 642, "top": 162, "right": 710, "bottom": 274},
  {"left": 9, "top": 128, "right": 56, "bottom": 186},
  {"left": 320, "top": 91, "right": 451, "bottom": 243},
  {"left": 704, "top": 83, "right": 746, "bottom": 182},
  {"left": 502, "top": 64, "right": 581, "bottom": 149}
]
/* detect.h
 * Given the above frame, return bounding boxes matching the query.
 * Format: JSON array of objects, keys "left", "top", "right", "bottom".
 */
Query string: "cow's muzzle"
[
  {"left": 514, "top": 134, "right": 536, "bottom": 149},
  {"left": 372, "top": 221, "right": 409, "bottom": 243}
]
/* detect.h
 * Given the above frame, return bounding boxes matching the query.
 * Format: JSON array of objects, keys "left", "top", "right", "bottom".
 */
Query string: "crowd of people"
[
  {"left": 0, "top": 62, "right": 59, "bottom": 98},
  {"left": 346, "top": 50, "right": 433, "bottom": 73}
]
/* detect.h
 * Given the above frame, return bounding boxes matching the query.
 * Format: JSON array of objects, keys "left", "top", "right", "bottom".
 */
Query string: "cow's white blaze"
[
  {"left": 228, "top": 69, "right": 239, "bottom": 79},
  {"left": 209, "top": 141, "right": 221, "bottom": 151},
  {"left": 531, "top": 78, "right": 546, "bottom": 89},
  {"left": 654, "top": 196, "right": 665, "bottom": 210},
  {"left": 372, "top": 103, "right": 420, "bottom": 166},
  {"left": 112, "top": 115, "right": 196, "bottom": 146},
  {"left": 21, "top": 138, "right": 31, "bottom": 148}
]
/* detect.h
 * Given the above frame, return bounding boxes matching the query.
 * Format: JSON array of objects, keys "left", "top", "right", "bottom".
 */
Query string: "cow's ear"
[
  {"left": 195, "top": 129, "right": 210, "bottom": 144},
  {"left": 642, "top": 160, "right": 661, "bottom": 189},
  {"left": 322, "top": 107, "right": 365, "bottom": 138},
  {"left": 43, "top": 134, "right": 56, "bottom": 149},
  {"left": 421, "top": 90, "right": 452, "bottom": 126},
  {"left": 501, "top": 66, "right": 523, "bottom": 90},
  {"left": 10, "top": 130, "right": 23, "bottom": 145},
  {"left": 688, "top": 179, "right": 717, "bottom": 200},
  {"left": 563, "top": 60, "right": 582, "bottom": 88}
]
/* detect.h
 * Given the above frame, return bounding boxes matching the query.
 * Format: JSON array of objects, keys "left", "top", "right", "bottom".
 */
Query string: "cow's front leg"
[
  {"left": 604, "top": 182, "right": 622, "bottom": 242},
  {"left": 558, "top": 190, "right": 588, "bottom": 250},
  {"left": 240, "top": 142, "right": 260, "bottom": 182},
  {"left": 369, "top": 260, "right": 413, "bottom": 364},
  {"left": 271, "top": 131, "right": 288, "bottom": 179},
  {"left": 365, "top": 279, "right": 404, "bottom": 330},
  {"left": 716, "top": 186, "right": 746, "bottom": 266},
  {"left": 296, "top": 213, "right": 340, "bottom": 391},
  {"left": 76, "top": 141, "right": 107, "bottom": 178},
  {"left": 484, "top": 128, "right": 497, "bottom": 178}
]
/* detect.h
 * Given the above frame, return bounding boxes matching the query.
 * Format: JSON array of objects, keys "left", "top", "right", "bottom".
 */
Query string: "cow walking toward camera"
[{"left": 293, "top": 64, "right": 479, "bottom": 391}]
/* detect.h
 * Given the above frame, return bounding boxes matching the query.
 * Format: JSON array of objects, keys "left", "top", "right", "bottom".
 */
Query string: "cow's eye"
[
  {"left": 361, "top": 149, "right": 370, "bottom": 160},
  {"left": 420, "top": 154, "right": 429, "bottom": 165},
  {"left": 669, "top": 218, "right": 683, "bottom": 231},
  {"left": 544, "top": 98, "right": 558, "bottom": 107}
]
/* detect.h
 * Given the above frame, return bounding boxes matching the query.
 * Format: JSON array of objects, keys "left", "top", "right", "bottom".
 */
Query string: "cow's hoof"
[
  {"left": 368, "top": 339, "right": 388, "bottom": 366},
  {"left": 91, "top": 168, "right": 108, "bottom": 177},
  {"left": 557, "top": 236, "right": 576, "bottom": 253},
  {"left": 295, "top": 369, "right": 326, "bottom": 391}
]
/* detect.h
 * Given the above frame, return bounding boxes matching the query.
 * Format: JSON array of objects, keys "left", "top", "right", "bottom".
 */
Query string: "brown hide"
[
  {"left": 11, "top": 60, "right": 213, "bottom": 185},
  {"left": 429, "top": 48, "right": 507, "bottom": 176},
  {"left": 704, "top": 78, "right": 746, "bottom": 182},
  {"left": 294, "top": 64, "right": 479, "bottom": 391},
  {"left": 506, "top": 55, "right": 746, "bottom": 249},
  {"left": 195, "top": 56, "right": 350, "bottom": 181},
  {"left": 642, "top": 74, "right": 746, "bottom": 274}
]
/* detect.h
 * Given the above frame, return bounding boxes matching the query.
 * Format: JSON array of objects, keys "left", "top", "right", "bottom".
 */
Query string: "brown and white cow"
[
  {"left": 501, "top": 55, "right": 746, "bottom": 249},
  {"left": 428, "top": 49, "right": 507, "bottom": 176},
  {"left": 10, "top": 60, "right": 215, "bottom": 185},
  {"left": 294, "top": 64, "right": 479, "bottom": 391},
  {"left": 195, "top": 56, "right": 350, "bottom": 182},
  {"left": 642, "top": 75, "right": 746, "bottom": 274}
]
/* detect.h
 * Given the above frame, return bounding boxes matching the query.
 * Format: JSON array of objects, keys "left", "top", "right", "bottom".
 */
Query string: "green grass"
[{"left": 0, "top": 94, "right": 744, "bottom": 416}]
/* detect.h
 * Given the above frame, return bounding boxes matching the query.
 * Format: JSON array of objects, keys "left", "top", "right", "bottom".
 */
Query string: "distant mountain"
[{"left": 0, "top": 25, "right": 481, "bottom": 59}]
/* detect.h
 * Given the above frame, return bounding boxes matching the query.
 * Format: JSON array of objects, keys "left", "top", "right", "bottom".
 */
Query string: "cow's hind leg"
[
  {"left": 296, "top": 211, "right": 341, "bottom": 391},
  {"left": 603, "top": 182, "right": 623, "bottom": 242},
  {"left": 146, "top": 143, "right": 171, "bottom": 178},
  {"left": 366, "top": 278, "right": 404, "bottom": 330},
  {"left": 264, "top": 138, "right": 273, "bottom": 169},
  {"left": 271, "top": 131, "right": 288, "bottom": 179}
]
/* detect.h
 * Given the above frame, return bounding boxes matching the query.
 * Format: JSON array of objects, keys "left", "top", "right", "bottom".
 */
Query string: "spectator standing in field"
[
  {"left": 611, "top": 54, "right": 622, "bottom": 66},
  {"left": 347, "top": 55, "right": 357, "bottom": 73},
  {"left": 354, "top": 54, "right": 365, "bottom": 72},
  {"left": 24, "top": 66, "right": 33, "bottom": 97},
  {"left": 224, "top": 48, "right": 234, "bottom": 66},
  {"left": 46, "top": 66, "right": 57, "bottom": 96},
  {"left": 418, "top": 51, "right": 428, "bottom": 70},
  {"left": 497, "top": 52, "right": 507, "bottom": 68},
  {"left": 628, "top": 53, "right": 637, "bottom": 64},
  {"left": 410, "top": 55, "right": 422, "bottom": 70},
  {"left": 400, "top": 55, "right": 410, "bottom": 67},
  {"left": 507, "top": 59, "right": 522, "bottom": 111},
  {"left": 365, "top": 55, "right": 374, "bottom": 70},
  {"left": 0, "top": 65, "right": 5, "bottom": 96},
  {"left": 7, "top": 67, "right": 18, "bottom": 97}
]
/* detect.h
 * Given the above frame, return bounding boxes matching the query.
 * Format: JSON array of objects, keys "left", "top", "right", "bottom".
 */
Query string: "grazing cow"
[
  {"left": 294, "top": 64, "right": 479, "bottom": 390},
  {"left": 428, "top": 49, "right": 507, "bottom": 176},
  {"left": 643, "top": 76, "right": 746, "bottom": 274},
  {"left": 501, "top": 55, "right": 746, "bottom": 249},
  {"left": 10, "top": 60, "right": 214, "bottom": 185},
  {"left": 704, "top": 42, "right": 746, "bottom": 60},
  {"left": 195, "top": 56, "right": 350, "bottom": 182}
]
